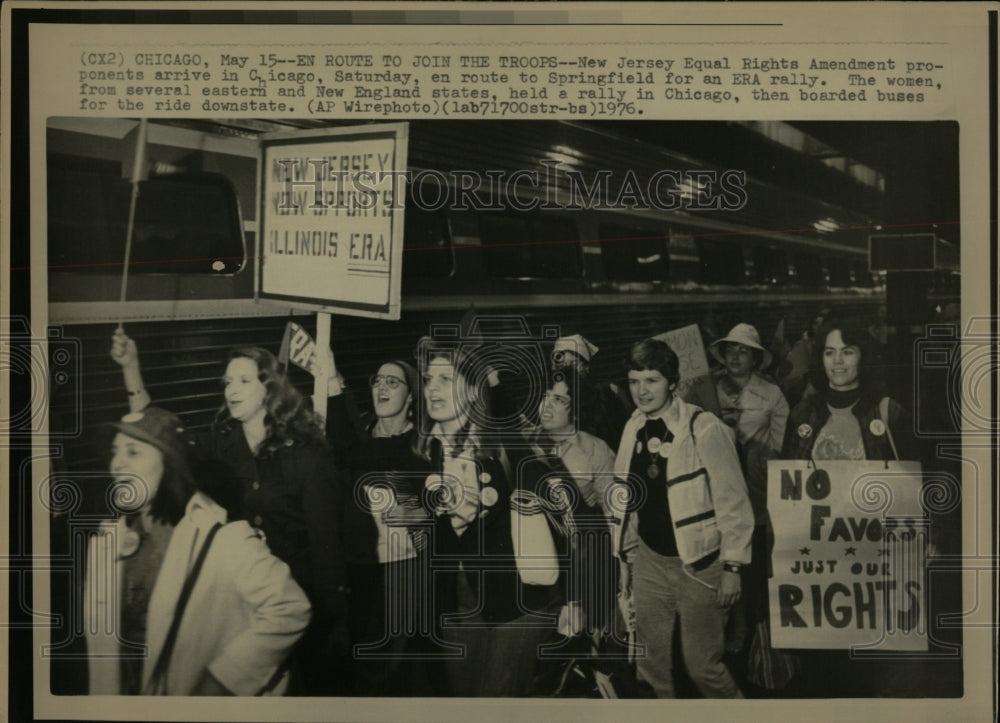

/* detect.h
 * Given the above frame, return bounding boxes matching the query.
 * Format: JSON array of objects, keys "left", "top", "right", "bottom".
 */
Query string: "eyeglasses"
[{"left": 369, "top": 374, "right": 407, "bottom": 390}]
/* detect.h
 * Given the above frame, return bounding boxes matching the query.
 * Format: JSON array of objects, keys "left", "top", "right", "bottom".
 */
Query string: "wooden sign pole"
[{"left": 313, "top": 311, "right": 331, "bottom": 419}]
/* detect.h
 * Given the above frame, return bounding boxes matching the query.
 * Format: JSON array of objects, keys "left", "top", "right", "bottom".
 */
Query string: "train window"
[
  {"left": 697, "top": 238, "right": 745, "bottom": 285},
  {"left": 48, "top": 152, "right": 245, "bottom": 275},
  {"left": 598, "top": 223, "right": 669, "bottom": 281},
  {"left": 478, "top": 213, "right": 580, "bottom": 278},
  {"left": 752, "top": 246, "right": 789, "bottom": 285},
  {"left": 402, "top": 194, "right": 453, "bottom": 278}
]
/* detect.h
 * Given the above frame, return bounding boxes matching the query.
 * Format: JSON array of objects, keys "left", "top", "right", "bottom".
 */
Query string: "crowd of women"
[{"left": 84, "top": 309, "right": 930, "bottom": 698}]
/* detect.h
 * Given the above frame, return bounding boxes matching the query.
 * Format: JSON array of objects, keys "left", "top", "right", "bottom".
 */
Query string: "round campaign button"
[
  {"left": 797, "top": 424, "right": 813, "bottom": 439},
  {"left": 869, "top": 419, "right": 887, "bottom": 436},
  {"left": 481, "top": 487, "right": 499, "bottom": 507},
  {"left": 647, "top": 437, "right": 662, "bottom": 454},
  {"left": 479, "top": 472, "right": 492, "bottom": 485},
  {"left": 659, "top": 444, "right": 671, "bottom": 458},
  {"left": 635, "top": 441, "right": 643, "bottom": 455}
]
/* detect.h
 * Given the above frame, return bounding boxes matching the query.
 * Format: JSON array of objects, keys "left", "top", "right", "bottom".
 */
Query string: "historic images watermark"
[{"left": 272, "top": 159, "right": 749, "bottom": 215}]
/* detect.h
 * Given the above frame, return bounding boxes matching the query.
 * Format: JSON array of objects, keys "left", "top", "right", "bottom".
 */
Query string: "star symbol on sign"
[
  {"left": 845, "top": 547, "right": 857, "bottom": 556},
  {"left": 799, "top": 547, "right": 811, "bottom": 555}
]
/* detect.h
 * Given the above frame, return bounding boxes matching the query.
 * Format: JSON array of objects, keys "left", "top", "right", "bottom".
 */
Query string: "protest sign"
[
  {"left": 653, "top": 324, "right": 719, "bottom": 415},
  {"left": 258, "top": 123, "right": 408, "bottom": 320},
  {"left": 768, "top": 460, "right": 928, "bottom": 651},
  {"left": 278, "top": 321, "right": 316, "bottom": 372}
]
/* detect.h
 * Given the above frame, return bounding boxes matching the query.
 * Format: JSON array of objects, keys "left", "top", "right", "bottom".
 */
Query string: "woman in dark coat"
[
  {"left": 314, "top": 347, "right": 436, "bottom": 696},
  {"left": 111, "top": 330, "right": 348, "bottom": 695},
  {"left": 414, "top": 339, "right": 566, "bottom": 697}
]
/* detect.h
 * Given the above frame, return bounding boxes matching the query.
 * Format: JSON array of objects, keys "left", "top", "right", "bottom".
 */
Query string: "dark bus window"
[
  {"left": 752, "top": 246, "right": 788, "bottom": 285},
  {"left": 131, "top": 174, "right": 245, "bottom": 274},
  {"left": 48, "top": 154, "right": 125, "bottom": 272},
  {"left": 479, "top": 213, "right": 580, "bottom": 279},
  {"left": 853, "top": 261, "right": 874, "bottom": 287},
  {"left": 792, "top": 252, "right": 824, "bottom": 287},
  {"left": 479, "top": 214, "right": 531, "bottom": 278},
  {"left": 403, "top": 201, "right": 452, "bottom": 278},
  {"left": 598, "top": 223, "right": 668, "bottom": 281},
  {"left": 48, "top": 152, "right": 245, "bottom": 275},
  {"left": 530, "top": 216, "right": 581, "bottom": 278},
  {"left": 828, "top": 257, "right": 853, "bottom": 287},
  {"left": 698, "top": 238, "right": 745, "bottom": 285},
  {"left": 667, "top": 228, "right": 701, "bottom": 283}
]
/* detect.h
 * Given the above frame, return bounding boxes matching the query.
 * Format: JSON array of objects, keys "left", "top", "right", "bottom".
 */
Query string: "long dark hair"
[
  {"left": 105, "top": 436, "right": 194, "bottom": 526},
  {"left": 149, "top": 460, "right": 194, "bottom": 525},
  {"left": 215, "top": 347, "right": 326, "bottom": 456},
  {"left": 810, "top": 317, "right": 882, "bottom": 399}
]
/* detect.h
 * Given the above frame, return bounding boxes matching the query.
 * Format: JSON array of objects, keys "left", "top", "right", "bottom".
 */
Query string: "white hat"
[
  {"left": 710, "top": 323, "right": 773, "bottom": 369},
  {"left": 553, "top": 334, "right": 599, "bottom": 363}
]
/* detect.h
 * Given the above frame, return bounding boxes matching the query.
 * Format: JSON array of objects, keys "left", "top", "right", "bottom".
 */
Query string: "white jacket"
[
  {"left": 614, "top": 398, "right": 753, "bottom": 567},
  {"left": 84, "top": 492, "right": 311, "bottom": 695}
]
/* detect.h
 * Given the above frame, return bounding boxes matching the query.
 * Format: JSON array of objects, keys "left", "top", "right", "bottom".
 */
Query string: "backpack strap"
[
  {"left": 688, "top": 409, "right": 703, "bottom": 445},
  {"left": 144, "top": 521, "right": 223, "bottom": 693}
]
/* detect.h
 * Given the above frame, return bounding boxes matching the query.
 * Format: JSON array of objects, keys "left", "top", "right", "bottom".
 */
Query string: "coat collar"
[
  {"left": 183, "top": 490, "right": 228, "bottom": 527},
  {"left": 627, "top": 395, "right": 701, "bottom": 442}
]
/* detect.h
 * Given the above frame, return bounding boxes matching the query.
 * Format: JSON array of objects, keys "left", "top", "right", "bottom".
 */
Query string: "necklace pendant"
[{"left": 646, "top": 462, "right": 660, "bottom": 479}]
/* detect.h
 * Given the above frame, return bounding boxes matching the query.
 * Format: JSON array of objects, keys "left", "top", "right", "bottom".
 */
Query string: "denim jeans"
[
  {"left": 439, "top": 570, "right": 560, "bottom": 697},
  {"left": 633, "top": 541, "right": 743, "bottom": 698}
]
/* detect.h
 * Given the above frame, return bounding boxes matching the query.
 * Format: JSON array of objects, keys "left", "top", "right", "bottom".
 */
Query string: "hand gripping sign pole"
[
  {"left": 257, "top": 123, "right": 408, "bottom": 420},
  {"left": 116, "top": 118, "right": 149, "bottom": 332}
]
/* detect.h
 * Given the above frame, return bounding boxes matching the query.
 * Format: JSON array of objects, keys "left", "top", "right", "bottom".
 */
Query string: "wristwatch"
[{"left": 722, "top": 561, "right": 742, "bottom": 574}]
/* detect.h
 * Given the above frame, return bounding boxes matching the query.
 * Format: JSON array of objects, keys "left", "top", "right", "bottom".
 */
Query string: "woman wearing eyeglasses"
[{"left": 313, "top": 349, "right": 436, "bottom": 697}]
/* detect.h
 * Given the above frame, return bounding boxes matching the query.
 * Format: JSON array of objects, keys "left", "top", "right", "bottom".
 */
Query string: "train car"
[{"left": 45, "top": 118, "right": 892, "bottom": 472}]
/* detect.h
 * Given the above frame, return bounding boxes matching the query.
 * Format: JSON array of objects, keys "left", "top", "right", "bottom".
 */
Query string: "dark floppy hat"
[{"left": 101, "top": 407, "right": 195, "bottom": 474}]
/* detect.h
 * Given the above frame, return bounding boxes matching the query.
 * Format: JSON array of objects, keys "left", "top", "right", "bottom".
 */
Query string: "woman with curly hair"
[
  {"left": 535, "top": 366, "right": 620, "bottom": 647},
  {"left": 110, "top": 331, "right": 348, "bottom": 696},
  {"left": 779, "top": 317, "right": 928, "bottom": 697}
]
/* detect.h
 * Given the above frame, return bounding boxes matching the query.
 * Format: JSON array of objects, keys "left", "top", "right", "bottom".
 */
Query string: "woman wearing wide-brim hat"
[
  {"left": 708, "top": 323, "right": 790, "bottom": 672},
  {"left": 709, "top": 323, "right": 789, "bottom": 477}
]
